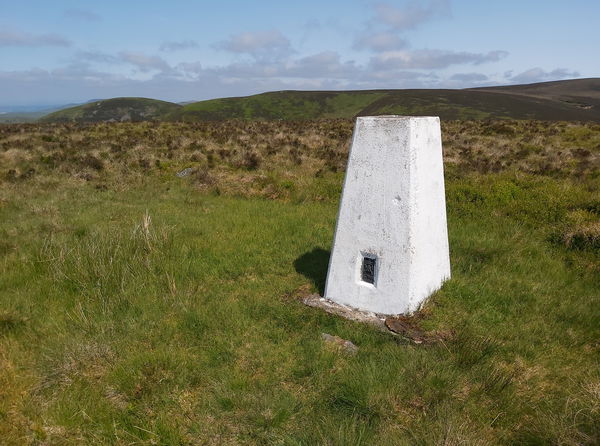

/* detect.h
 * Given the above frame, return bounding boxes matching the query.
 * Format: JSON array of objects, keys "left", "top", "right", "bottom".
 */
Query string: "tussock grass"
[
  {"left": 0, "top": 120, "right": 598, "bottom": 444},
  {"left": 1, "top": 120, "right": 599, "bottom": 199},
  {"left": 0, "top": 311, "right": 25, "bottom": 335}
]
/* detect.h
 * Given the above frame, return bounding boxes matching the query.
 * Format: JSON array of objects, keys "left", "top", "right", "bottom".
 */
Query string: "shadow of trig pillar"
[{"left": 324, "top": 116, "right": 450, "bottom": 315}]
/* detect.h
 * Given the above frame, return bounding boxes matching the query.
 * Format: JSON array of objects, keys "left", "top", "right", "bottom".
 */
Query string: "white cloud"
[
  {"left": 118, "top": 52, "right": 172, "bottom": 73},
  {"left": 449, "top": 72, "right": 489, "bottom": 82},
  {"left": 160, "top": 40, "right": 199, "bottom": 52},
  {"left": 0, "top": 30, "right": 70, "bottom": 47},
  {"left": 214, "top": 30, "right": 292, "bottom": 60},
  {"left": 373, "top": 0, "right": 450, "bottom": 31},
  {"left": 76, "top": 51, "right": 119, "bottom": 64},
  {"left": 366, "top": 69, "right": 439, "bottom": 82},
  {"left": 370, "top": 49, "right": 508, "bottom": 70},
  {"left": 177, "top": 61, "right": 203, "bottom": 75},
  {"left": 285, "top": 51, "right": 360, "bottom": 78},
  {"left": 354, "top": 32, "right": 408, "bottom": 52},
  {"left": 197, "top": 51, "right": 359, "bottom": 82},
  {"left": 508, "top": 67, "right": 580, "bottom": 84}
]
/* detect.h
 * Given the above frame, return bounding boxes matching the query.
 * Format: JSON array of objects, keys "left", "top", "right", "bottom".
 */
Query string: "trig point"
[{"left": 324, "top": 116, "right": 450, "bottom": 315}]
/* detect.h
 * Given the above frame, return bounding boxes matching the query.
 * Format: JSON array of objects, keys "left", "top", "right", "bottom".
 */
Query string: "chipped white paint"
[{"left": 324, "top": 116, "right": 450, "bottom": 315}]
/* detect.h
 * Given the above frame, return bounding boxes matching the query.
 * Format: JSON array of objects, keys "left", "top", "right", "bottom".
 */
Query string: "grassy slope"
[
  {"left": 40, "top": 97, "right": 181, "bottom": 123},
  {"left": 476, "top": 78, "right": 600, "bottom": 102},
  {"left": 165, "top": 91, "right": 388, "bottom": 121},
  {"left": 359, "top": 89, "right": 600, "bottom": 120},
  {"left": 475, "top": 78, "right": 600, "bottom": 119},
  {"left": 0, "top": 121, "right": 599, "bottom": 444},
  {"left": 168, "top": 89, "right": 600, "bottom": 122},
  {"left": 38, "top": 79, "right": 600, "bottom": 124}
]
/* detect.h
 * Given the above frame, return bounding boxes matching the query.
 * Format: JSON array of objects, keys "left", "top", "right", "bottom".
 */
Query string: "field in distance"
[
  {"left": 38, "top": 78, "right": 600, "bottom": 124},
  {"left": 0, "top": 119, "right": 599, "bottom": 444}
]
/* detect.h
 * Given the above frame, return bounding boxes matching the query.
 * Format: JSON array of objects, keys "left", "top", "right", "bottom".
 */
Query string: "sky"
[{"left": 1, "top": 0, "right": 598, "bottom": 108}]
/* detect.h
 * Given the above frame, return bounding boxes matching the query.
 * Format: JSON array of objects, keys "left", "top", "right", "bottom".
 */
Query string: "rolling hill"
[
  {"left": 475, "top": 77, "right": 600, "bottom": 105},
  {"left": 473, "top": 78, "right": 600, "bottom": 118},
  {"left": 0, "top": 110, "right": 51, "bottom": 123},
  {"left": 38, "top": 78, "right": 600, "bottom": 123},
  {"left": 39, "top": 97, "right": 181, "bottom": 123},
  {"left": 0, "top": 102, "right": 88, "bottom": 123}
]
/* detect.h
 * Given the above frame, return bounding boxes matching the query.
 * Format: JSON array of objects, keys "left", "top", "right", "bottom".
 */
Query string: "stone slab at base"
[
  {"left": 304, "top": 294, "right": 442, "bottom": 344},
  {"left": 303, "top": 294, "right": 390, "bottom": 332}
]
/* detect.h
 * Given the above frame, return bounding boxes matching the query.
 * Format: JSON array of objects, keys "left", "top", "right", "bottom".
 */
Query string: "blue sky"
[{"left": 1, "top": 0, "right": 598, "bottom": 107}]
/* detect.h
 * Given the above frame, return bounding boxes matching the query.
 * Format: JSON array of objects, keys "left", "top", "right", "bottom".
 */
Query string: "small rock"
[
  {"left": 321, "top": 333, "right": 358, "bottom": 354},
  {"left": 176, "top": 167, "right": 194, "bottom": 178}
]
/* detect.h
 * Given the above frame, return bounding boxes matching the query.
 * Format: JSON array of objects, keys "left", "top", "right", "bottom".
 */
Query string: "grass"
[{"left": 0, "top": 120, "right": 599, "bottom": 444}]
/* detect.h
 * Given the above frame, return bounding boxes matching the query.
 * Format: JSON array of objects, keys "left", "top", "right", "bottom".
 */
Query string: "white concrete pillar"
[{"left": 324, "top": 116, "right": 450, "bottom": 315}]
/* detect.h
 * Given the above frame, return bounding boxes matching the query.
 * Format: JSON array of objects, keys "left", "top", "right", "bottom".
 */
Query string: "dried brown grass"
[{"left": 1, "top": 120, "right": 598, "bottom": 194}]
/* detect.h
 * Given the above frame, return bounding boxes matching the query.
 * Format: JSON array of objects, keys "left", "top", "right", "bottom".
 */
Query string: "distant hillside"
[
  {"left": 0, "top": 111, "right": 50, "bottom": 123},
  {"left": 0, "top": 102, "right": 84, "bottom": 123},
  {"left": 164, "top": 91, "right": 388, "bottom": 121},
  {"left": 474, "top": 78, "right": 600, "bottom": 115},
  {"left": 40, "top": 97, "right": 181, "bottom": 123},
  {"left": 168, "top": 80, "right": 600, "bottom": 122},
  {"left": 38, "top": 79, "right": 600, "bottom": 124},
  {"left": 475, "top": 77, "right": 600, "bottom": 102}
]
